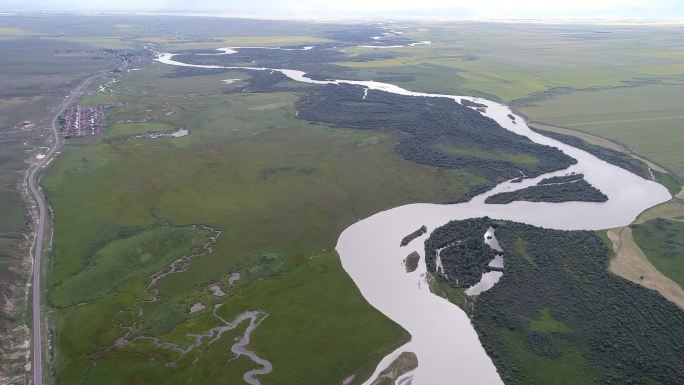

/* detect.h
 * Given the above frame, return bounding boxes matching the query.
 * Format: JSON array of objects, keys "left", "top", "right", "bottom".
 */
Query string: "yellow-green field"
[
  {"left": 336, "top": 23, "right": 684, "bottom": 102},
  {"left": 136, "top": 35, "right": 331, "bottom": 49},
  {"left": 520, "top": 84, "right": 684, "bottom": 177},
  {"left": 0, "top": 27, "right": 30, "bottom": 37}
]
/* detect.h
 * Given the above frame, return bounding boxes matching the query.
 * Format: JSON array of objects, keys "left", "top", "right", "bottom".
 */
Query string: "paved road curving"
[{"left": 28, "top": 74, "right": 101, "bottom": 385}]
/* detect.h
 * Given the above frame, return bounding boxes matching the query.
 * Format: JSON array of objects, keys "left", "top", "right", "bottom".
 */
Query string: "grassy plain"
[
  {"left": 529, "top": 309, "right": 572, "bottom": 333},
  {"left": 520, "top": 84, "right": 684, "bottom": 178},
  {"left": 42, "top": 63, "right": 490, "bottom": 384},
  {"left": 0, "top": 14, "right": 339, "bottom": 52},
  {"left": 334, "top": 23, "right": 684, "bottom": 101},
  {"left": 632, "top": 219, "right": 684, "bottom": 289},
  {"left": 136, "top": 35, "right": 331, "bottom": 49}
]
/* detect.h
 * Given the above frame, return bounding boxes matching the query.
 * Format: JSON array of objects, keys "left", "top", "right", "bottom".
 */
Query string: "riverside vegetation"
[
  {"left": 531, "top": 128, "right": 652, "bottom": 180},
  {"left": 426, "top": 218, "right": 684, "bottom": 385},
  {"left": 485, "top": 175, "right": 608, "bottom": 204}
]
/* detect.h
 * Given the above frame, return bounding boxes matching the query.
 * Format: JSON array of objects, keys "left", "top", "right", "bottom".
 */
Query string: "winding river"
[{"left": 155, "top": 49, "right": 671, "bottom": 385}]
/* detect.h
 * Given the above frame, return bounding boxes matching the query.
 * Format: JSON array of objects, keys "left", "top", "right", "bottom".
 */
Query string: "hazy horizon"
[{"left": 3, "top": 0, "right": 684, "bottom": 20}]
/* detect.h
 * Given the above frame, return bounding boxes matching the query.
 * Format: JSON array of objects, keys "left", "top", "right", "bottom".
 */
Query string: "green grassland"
[
  {"left": 134, "top": 35, "right": 331, "bottom": 49},
  {"left": 632, "top": 218, "right": 684, "bottom": 289},
  {"left": 333, "top": 23, "right": 684, "bottom": 102},
  {"left": 529, "top": 309, "right": 572, "bottom": 333},
  {"left": 0, "top": 15, "right": 338, "bottom": 52},
  {"left": 520, "top": 84, "right": 684, "bottom": 178},
  {"left": 42, "top": 63, "right": 493, "bottom": 384}
]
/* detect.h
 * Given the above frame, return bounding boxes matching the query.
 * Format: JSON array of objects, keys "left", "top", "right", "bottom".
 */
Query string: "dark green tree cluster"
[
  {"left": 424, "top": 218, "right": 498, "bottom": 287},
  {"left": 429, "top": 218, "right": 684, "bottom": 384},
  {"left": 296, "top": 85, "right": 576, "bottom": 182},
  {"left": 537, "top": 173, "right": 583, "bottom": 184},
  {"left": 531, "top": 127, "right": 651, "bottom": 180},
  {"left": 461, "top": 99, "right": 488, "bottom": 108},
  {"left": 485, "top": 179, "right": 607, "bottom": 204}
]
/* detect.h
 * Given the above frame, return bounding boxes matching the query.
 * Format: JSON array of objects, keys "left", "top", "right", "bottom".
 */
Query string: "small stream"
[{"left": 112, "top": 224, "right": 272, "bottom": 384}]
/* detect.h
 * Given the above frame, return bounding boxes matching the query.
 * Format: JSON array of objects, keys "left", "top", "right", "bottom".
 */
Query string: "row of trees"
[
  {"left": 485, "top": 179, "right": 607, "bottom": 204},
  {"left": 532, "top": 127, "right": 652, "bottom": 180},
  {"left": 537, "top": 173, "right": 583, "bottom": 185}
]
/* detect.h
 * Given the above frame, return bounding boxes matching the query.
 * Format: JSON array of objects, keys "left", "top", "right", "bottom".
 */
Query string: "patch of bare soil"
[{"left": 608, "top": 227, "right": 684, "bottom": 310}]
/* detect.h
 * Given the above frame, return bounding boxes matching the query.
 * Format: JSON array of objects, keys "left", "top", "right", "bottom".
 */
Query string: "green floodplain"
[
  {"left": 0, "top": 14, "right": 682, "bottom": 385},
  {"left": 632, "top": 218, "right": 684, "bottom": 289}
]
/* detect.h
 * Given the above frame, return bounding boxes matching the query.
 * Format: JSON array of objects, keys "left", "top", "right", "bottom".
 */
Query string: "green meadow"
[
  {"left": 335, "top": 23, "right": 684, "bottom": 102},
  {"left": 42, "top": 63, "right": 491, "bottom": 384},
  {"left": 520, "top": 84, "right": 684, "bottom": 178},
  {"left": 632, "top": 218, "right": 684, "bottom": 289}
]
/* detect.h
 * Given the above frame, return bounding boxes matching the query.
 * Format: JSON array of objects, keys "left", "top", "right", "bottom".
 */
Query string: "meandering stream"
[{"left": 155, "top": 48, "right": 671, "bottom": 385}]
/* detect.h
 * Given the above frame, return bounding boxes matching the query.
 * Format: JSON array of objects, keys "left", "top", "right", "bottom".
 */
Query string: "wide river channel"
[{"left": 156, "top": 49, "right": 671, "bottom": 385}]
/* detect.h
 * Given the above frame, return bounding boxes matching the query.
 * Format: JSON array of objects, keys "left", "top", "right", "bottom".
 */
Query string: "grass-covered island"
[
  {"left": 485, "top": 174, "right": 607, "bottom": 204},
  {"left": 426, "top": 218, "right": 684, "bottom": 385},
  {"left": 400, "top": 225, "right": 427, "bottom": 247},
  {"left": 403, "top": 252, "right": 421, "bottom": 273},
  {"left": 537, "top": 173, "right": 584, "bottom": 185}
]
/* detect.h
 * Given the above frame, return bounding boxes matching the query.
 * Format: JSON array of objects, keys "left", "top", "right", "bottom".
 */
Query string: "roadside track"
[{"left": 28, "top": 73, "right": 103, "bottom": 385}]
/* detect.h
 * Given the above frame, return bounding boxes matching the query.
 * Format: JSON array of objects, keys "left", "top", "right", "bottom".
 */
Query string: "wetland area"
[{"left": 1, "top": 15, "right": 682, "bottom": 385}]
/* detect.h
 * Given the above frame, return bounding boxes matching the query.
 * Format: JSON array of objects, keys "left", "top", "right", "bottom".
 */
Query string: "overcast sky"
[{"left": 3, "top": 0, "right": 684, "bottom": 19}]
